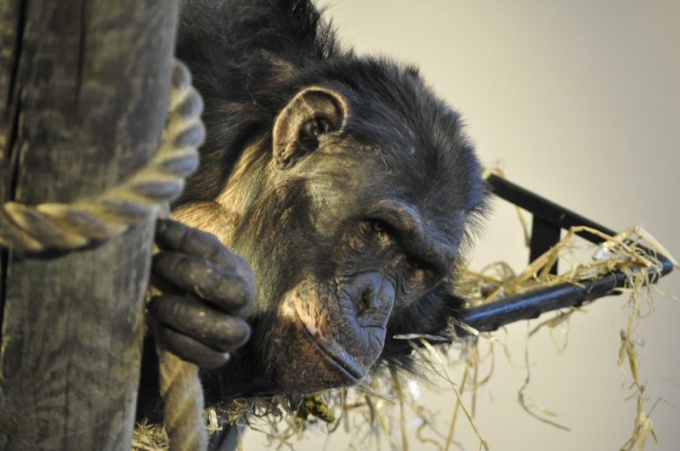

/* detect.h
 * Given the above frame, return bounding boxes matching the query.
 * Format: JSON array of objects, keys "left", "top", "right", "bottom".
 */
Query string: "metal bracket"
[{"left": 460, "top": 174, "right": 673, "bottom": 333}]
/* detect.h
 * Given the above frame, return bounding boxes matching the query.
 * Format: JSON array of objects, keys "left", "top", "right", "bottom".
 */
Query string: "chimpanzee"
[{"left": 138, "top": 0, "right": 486, "bottom": 419}]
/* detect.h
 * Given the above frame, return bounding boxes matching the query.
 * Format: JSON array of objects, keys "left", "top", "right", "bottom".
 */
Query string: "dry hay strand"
[
  {"left": 132, "top": 409, "right": 221, "bottom": 451},
  {"left": 457, "top": 224, "right": 676, "bottom": 307}
]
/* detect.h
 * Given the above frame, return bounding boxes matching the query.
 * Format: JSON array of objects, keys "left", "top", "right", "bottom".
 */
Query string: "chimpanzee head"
[{"left": 173, "top": 0, "right": 486, "bottom": 399}]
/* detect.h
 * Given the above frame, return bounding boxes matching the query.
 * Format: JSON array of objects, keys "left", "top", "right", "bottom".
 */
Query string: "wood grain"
[{"left": 0, "top": 1, "right": 178, "bottom": 449}]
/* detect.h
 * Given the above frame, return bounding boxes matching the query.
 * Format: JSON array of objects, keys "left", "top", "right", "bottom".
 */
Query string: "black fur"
[
  {"left": 175, "top": 0, "right": 342, "bottom": 202},
  {"left": 176, "top": 0, "right": 484, "bottom": 213},
  {"left": 140, "top": 0, "right": 487, "bottom": 419}
]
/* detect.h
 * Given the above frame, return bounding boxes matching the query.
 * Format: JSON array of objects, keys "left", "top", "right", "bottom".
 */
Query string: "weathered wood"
[
  {"left": 0, "top": 1, "right": 178, "bottom": 449},
  {"left": 0, "top": 1, "right": 21, "bottom": 322},
  {"left": 0, "top": 0, "right": 20, "bottom": 203}
]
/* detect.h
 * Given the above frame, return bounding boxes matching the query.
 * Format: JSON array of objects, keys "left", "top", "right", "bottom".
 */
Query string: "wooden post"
[{"left": 0, "top": 1, "right": 178, "bottom": 449}]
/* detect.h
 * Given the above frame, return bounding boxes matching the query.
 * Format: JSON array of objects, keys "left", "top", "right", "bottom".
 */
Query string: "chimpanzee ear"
[{"left": 272, "top": 87, "right": 348, "bottom": 169}]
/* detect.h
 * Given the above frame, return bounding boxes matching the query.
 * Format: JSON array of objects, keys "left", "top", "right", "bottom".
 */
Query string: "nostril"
[{"left": 356, "top": 290, "right": 373, "bottom": 317}]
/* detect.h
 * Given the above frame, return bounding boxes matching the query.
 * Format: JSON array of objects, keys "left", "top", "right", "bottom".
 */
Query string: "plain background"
[{"left": 242, "top": 1, "right": 680, "bottom": 449}]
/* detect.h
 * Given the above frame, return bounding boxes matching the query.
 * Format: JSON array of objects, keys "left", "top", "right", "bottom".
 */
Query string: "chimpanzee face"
[{"left": 224, "top": 81, "right": 482, "bottom": 394}]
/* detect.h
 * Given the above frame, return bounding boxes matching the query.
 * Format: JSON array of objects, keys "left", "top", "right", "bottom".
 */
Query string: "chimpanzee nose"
[{"left": 344, "top": 273, "right": 394, "bottom": 324}]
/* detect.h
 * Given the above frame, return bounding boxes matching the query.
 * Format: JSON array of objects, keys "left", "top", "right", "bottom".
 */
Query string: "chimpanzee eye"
[
  {"left": 405, "top": 256, "right": 437, "bottom": 279},
  {"left": 361, "top": 219, "right": 391, "bottom": 240},
  {"left": 369, "top": 220, "right": 392, "bottom": 239}
]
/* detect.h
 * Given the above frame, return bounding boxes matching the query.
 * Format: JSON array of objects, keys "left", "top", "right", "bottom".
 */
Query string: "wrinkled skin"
[{"left": 138, "top": 0, "right": 486, "bottom": 420}]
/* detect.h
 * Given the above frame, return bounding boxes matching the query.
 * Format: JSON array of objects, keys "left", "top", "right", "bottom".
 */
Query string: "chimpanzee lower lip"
[{"left": 299, "top": 327, "right": 363, "bottom": 383}]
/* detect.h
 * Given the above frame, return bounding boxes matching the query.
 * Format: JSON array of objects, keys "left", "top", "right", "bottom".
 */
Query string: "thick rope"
[
  {"left": 1, "top": 60, "right": 209, "bottom": 451},
  {"left": 0, "top": 60, "right": 203, "bottom": 252},
  {"left": 158, "top": 350, "right": 208, "bottom": 451}
]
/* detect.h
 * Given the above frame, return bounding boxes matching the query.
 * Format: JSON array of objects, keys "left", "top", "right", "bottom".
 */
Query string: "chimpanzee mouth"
[
  {"left": 283, "top": 284, "right": 373, "bottom": 387},
  {"left": 299, "top": 326, "right": 364, "bottom": 384}
]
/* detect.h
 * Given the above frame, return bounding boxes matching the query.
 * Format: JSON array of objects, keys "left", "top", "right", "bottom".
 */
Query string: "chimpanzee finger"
[
  {"left": 155, "top": 218, "right": 244, "bottom": 272},
  {"left": 156, "top": 326, "right": 230, "bottom": 369},
  {"left": 149, "top": 294, "right": 251, "bottom": 352},
  {"left": 153, "top": 251, "right": 253, "bottom": 313}
]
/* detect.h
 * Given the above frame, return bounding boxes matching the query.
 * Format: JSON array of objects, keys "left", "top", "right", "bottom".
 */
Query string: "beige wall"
[{"left": 244, "top": 1, "right": 680, "bottom": 449}]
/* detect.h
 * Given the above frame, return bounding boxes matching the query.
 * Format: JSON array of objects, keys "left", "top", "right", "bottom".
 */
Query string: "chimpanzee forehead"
[
  {"left": 344, "top": 115, "right": 479, "bottom": 218},
  {"left": 382, "top": 157, "right": 476, "bottom": 226},
  {"left": 323, "top": 58, "right": 479, "bottom": 208}
]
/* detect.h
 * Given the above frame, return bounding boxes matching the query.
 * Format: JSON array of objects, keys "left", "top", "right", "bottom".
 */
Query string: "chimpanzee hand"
[{"left": 149, "top": 218, "right": 254, "bottom": 368}]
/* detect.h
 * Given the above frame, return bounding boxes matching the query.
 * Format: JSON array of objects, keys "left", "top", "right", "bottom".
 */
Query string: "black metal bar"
[
  {"left": 487, "top": 174, "right": 617, "bottom": 244},
  {"left": 460, "top": 253, "right": 674, "bottom": 334},
  {"left": 460, "top": 277, "right": 623, "bottom": 334},
  {"left": 529, "top": 215, "right": 561, "bottom": 274}
]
